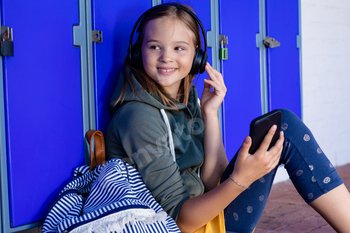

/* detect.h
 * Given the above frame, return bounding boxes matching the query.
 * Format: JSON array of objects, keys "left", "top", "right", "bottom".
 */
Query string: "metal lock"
[
  {"left": 1, "top": 41, "right": 14, "bottom": 56},
  {"left": 219, "top": 39, "right": 228, "bottom": 60},
  {"left": 263, "top": 36, "right": 281, "bottom": 48},
  {"left": 1, "top": 26, "right": 14, "bottom": 56}
]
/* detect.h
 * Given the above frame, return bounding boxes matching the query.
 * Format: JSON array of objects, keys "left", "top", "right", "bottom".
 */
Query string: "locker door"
[
  {"left": 0, "top": 1, "right": 84, "bottom": 229},
  {"left": 162, "top": 0, "right": 212, "bottom": 99},
  {"left": 220, "top": 0, "right": 261, "bottom": 161},
  {"left": 266, "top": 0, "right": 301, "bottom": 117},
  {"left": 92, "top": 0, "right": 152, "bottom": 132}
]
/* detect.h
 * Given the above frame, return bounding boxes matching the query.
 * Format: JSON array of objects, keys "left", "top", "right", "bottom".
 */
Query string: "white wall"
[
  {"left": 274, "top": 0, "right": 350, "bottom": 184},
  {"left": 302, "top": 0, "right": 350, "bottom": 167}
]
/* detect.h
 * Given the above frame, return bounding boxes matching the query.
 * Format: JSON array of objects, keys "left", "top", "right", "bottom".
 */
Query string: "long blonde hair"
[{"left": 118, "top": 3, "right": 202, "bottom": 109}]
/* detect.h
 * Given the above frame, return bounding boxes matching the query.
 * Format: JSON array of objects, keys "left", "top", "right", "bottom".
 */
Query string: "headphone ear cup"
[
  {"left": 129, "top": 43, "right": 143, "bottom": 69},
  {"left": 190, "top": 48, "right": 207, "bottom": 74},
  {"left": 199, "top": 49, "right": 208, "bottom": 74}
]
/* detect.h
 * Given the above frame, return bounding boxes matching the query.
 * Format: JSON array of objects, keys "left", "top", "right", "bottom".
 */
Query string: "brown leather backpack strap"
[{"left": 86, "top": 130, "right": 105, "bottom": 171}]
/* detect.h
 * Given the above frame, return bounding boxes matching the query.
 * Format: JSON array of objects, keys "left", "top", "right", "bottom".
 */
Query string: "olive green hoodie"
[{"left": 105, "top": 72, "right": 205, "bottom": 220}]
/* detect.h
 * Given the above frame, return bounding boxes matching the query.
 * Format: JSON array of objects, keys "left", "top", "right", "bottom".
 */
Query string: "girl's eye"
[
  {"left": 150, "top": 45, "right": 160, "bottom": 50},
  {"left": 175, "top": 47, "right": 184, "bottom": 51}
]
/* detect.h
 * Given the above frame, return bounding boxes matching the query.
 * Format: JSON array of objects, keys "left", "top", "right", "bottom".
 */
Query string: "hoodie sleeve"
[{"left": 110, "top": 102, "right": 190, "bottom": 220}]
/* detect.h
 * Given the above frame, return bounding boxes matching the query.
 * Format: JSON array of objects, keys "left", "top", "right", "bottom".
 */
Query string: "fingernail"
[
  {"left": 244, "top": 136, "right": 250, "bottom": 143},
  {"left": 272, "top": 125, "right": 277, "bottom": 130}
]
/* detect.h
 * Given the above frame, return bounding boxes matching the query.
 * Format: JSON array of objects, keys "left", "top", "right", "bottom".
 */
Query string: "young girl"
[{"left": 105, "top": 3, "right": 350, "bottom": 232}]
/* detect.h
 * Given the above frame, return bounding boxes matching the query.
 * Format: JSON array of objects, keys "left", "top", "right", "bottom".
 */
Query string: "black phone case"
[{"left": 249, "top": 109, "right": 282, "bottom": 154}]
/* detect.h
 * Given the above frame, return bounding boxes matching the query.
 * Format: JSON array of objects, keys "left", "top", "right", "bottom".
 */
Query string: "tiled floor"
[{"left": 255, "top": 163, "right": 350, "bottom": 233}]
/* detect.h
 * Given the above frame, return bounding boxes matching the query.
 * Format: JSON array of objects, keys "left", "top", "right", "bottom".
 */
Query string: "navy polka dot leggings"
[{"left": 220, "top": 109, "right": 344, "bottom": 233}]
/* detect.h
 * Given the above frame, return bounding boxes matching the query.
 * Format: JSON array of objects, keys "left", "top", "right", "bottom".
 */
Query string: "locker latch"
[
  {"left": 263, "top": 36, "right": 280, "bottom": 48},
  {"left": 1, "top": 26, "right": 14, "bottom": 56},
  {"left": 219, "top": 35, "right": 228, "bottom": 60},
  {"left": 92, "top": 30, "right": 103, "bottom": 43}
]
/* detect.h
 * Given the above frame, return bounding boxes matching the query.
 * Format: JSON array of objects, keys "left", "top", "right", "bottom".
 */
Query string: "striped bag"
[{"left": 42, "top": 158, "right": 181, "bottom": 233}]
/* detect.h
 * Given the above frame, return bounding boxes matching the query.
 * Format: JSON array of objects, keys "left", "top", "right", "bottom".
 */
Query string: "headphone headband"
[{"left": 128, "top": 3, "right": 208, "bottom": 74}]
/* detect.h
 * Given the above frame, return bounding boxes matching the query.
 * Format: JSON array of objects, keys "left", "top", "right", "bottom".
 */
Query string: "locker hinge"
[
  {"left": 219, "top": 35, "right": 228, "bottom": 60},
  {"left": 1, "top": 26, "right": 14, "bottom": 56},
  {"left": 92, "top": 30, "right": 103, "bottom": 43},
  {"left": 296, "top": 34, "right": 301, "bottom": 49}
]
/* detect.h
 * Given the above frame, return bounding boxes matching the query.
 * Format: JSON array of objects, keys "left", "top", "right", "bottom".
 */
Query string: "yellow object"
[{"left": 194, "top": 210, "right": 225, "bottom": 233}]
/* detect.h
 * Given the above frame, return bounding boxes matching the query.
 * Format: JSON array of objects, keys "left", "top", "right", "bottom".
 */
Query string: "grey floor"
[{"left": 18, "top": 227, "right": 41, "bottom": 233}]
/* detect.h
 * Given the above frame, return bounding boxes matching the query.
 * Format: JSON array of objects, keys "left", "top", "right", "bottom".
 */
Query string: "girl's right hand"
[
  {"left": 230, "top": 125, "right": 284, "bottom": 188},
  {"left": 200, "top": 63, "right": 227, "bottom": 117}
]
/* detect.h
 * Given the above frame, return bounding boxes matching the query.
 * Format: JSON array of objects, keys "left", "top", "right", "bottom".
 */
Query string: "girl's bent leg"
[
  {"left": 279, "top": 109, "right": 343, "bottom": 204},
  {"left": 221, "top": 109, "right": 346, "bottom": 232},
  {"left": 279, "top": 109, "right": 349, "bottom": 231}
]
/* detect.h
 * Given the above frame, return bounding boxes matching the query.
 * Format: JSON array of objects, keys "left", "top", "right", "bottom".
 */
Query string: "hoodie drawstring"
[
  {"left": 160, "top": 109, "right": 176, "bottom": 162},
  {"left": 160, "top": 109, "right": 201, "bottom": 178}
]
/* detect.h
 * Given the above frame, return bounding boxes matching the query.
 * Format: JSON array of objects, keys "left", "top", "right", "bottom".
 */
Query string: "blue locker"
[
  {"left": 266, "top": 0, "right": 301, "bottom": 117},
  {"left": 92, "top": 0, "right": 152, "bottom": 132},
  {"left": 0, "top": 0, "right": 302, "bottom": 230},
  {"left": 220, "top": 0, "right": 262, "bottom": 161},
  {"left": 1, "top": 0, "right": 84, "bottom": 229}
]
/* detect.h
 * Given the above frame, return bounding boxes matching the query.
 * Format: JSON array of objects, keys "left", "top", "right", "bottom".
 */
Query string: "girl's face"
[{"left": 141, "top": 16, "right": 196, "bottom": 99}]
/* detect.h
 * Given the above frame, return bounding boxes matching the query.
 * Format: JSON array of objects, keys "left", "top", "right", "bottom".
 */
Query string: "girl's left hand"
[{"left": 200, "top": 62, "right": 227, "bottom": 116}]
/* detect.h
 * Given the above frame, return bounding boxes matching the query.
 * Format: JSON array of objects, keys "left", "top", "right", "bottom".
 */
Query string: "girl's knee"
[
  {"left": 277, "top": 109, "right": 312, "bottom": 143},
  {"left": 279, "top": 109, "right": 300, "bottom": 121},
  {"left": 279, "top": 109, "right": 303, "bottom": 129}
]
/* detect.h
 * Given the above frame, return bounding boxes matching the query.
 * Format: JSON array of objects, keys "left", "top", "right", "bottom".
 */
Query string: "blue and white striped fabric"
[{"left": 42, "top": 158, "right": 180, "bottom": 233}]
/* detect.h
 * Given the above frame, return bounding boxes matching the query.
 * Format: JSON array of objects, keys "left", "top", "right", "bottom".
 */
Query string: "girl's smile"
[
  {"left": 141, "top": 16, "right": 196, "bottom": 99},
  {"left": 157, "top": 67, "right": 177, "bottom": 75}
]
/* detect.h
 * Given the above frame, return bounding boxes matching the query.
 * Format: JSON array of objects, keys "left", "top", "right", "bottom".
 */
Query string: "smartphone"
[{"left": 249, "top": 109, "right": 282, "bottom": 154}]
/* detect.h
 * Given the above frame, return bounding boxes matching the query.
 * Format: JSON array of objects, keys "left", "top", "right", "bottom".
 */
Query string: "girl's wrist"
[
  {"left": 228, "top": 175, "right": 250, "bottom": 190},
  {"left": 229, "top": 173, "right": 251, "bottom": 190},
  {"left": 201, "top": 108, "right": 219, "bottom": 119}
]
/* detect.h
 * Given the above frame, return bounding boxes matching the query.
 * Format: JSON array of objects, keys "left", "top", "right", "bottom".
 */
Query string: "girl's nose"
[{"left": 159, "top": 49, "right": 173, "bottom": 63}]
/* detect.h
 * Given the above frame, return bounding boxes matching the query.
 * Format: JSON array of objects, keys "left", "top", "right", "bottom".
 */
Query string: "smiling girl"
[
  {"left": 142, "top": 16, "right": 195, "bottom": 98},
  {"left": 105, "top": 3, "right": 350, "bottom": 232}
]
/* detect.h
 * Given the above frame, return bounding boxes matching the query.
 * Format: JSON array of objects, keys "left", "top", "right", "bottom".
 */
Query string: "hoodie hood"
[{"left": 109, "top": 70, "right": 200, "bottom": 116}]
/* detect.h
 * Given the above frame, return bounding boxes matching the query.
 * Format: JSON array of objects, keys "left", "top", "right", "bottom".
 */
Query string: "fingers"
[
  {"left": 205, "top": 62, "right": 224, "bottom": 81},
  {"left": 234, "top": 130, "right": 283, "bottom": 186},
  {"left": 266, "top": 131, "right": 284, "bottom": 168},
  {"left": 268, "top": 131, "right": 284, "bottom": 154},
  {"left": 236, "top": 136, "right": 251, "bottom": 163},
  {"left": 276, "top": 131, "right": 285, "bottom": 150},
  {"left": 201, "top": 63, "right": 227, "bottom": 115},
  {"left": 256, "top": 125, "right": 278, "bottom": 153},
  {"left": 240, "top": 136, "right": 252, "bottom": 156},
  {"left": 202, "top": 79, "right": 212, "bottom": 92},
  {"left": 203, "top": 79, "right": 226, "bottom": 96},
  {"left": 204, "top": 63, "right": 227, "bottom": 93}
]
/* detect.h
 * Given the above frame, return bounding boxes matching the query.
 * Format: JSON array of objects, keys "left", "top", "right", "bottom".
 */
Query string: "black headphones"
[{"left": 127, "top": 3, "right": 208, "bottom": 74}]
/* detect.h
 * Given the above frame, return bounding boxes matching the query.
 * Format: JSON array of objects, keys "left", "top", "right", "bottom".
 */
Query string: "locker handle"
[{"left": 263, "top": 36, "right": 280, "bottom": 48}]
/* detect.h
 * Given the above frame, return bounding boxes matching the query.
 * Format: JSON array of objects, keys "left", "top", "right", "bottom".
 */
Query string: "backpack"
[{"left": 42, "top": 130, "right": 180, "bottom": 233}]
